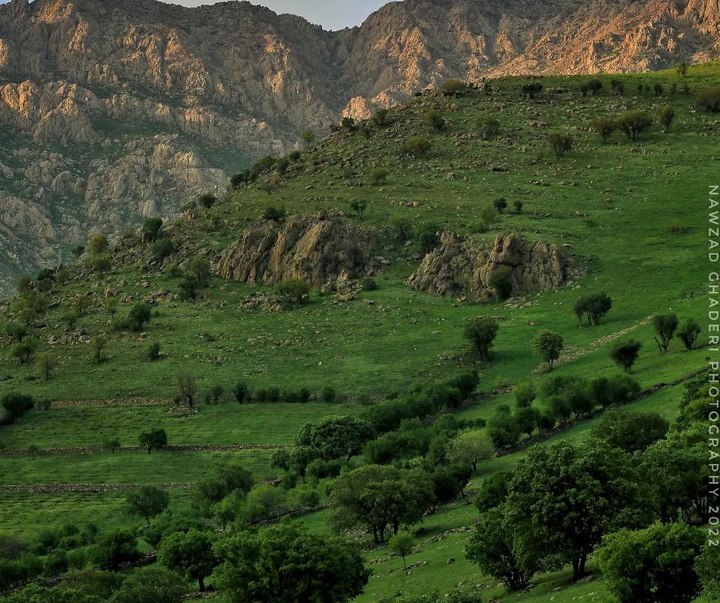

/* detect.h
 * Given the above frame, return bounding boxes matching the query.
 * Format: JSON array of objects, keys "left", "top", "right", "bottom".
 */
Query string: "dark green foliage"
[
  {"left": 696, "top": 544, "right": 720, "bottom": 599},
  {"left": 514, "top": 382, "right": 537, "bottom": 408},
  {"left": 189, "top": 257, "right": 212, "bottom": 289},
  {"left": 263, "top": 206, "right": 285, "bottom": 221},
  {"left": 446, "top": 429, "right": 494, "bottom": 473},
  {"left": 146, "top": 342, "right": 161, "bottom": 361},
  {"left": 404, "top": 135, "right": 432, "bottom": 157},
  {"left": 677, "top": 62, "right": 689, "bottom": 77},
  {"left": 372, "top": 108, "right": 391, "bottom": 126},
  {"left": 125, "top": 485, "right": 170, "bottom": 525},
  {"left": 618, "top": 110, "right": 653, "bottom": 140},
  {"left": 141, "top": 217, "right": 163, "bottom": 242},
  {"left": 653, "top": 83, "right": 664, "bottom": 97},
  {"left": 598, "top": 522, "right": 704, "bottom": 603},
  {"left": 158, "top": 529, "right": 217, "bottom": 591},
  {"left": 416, "top": 222, "right": 440, "bottom": 253},
  {"left": 531, "top": 329, "right": 563, "bottom": 370},
  {"left": 177, "top": 277, "right": 197, "bottom": 301},
  {"left": 574, "top": 292, "right": 612, "bottom": 326},
  {"left": 128, "top": 303, "right": 152, "bottom": 332},
  {"left": 444, "top": 369, "right": 480, "bottom": 399},
  {"left": 92, "top": 530, "right": 140, "bottom": 570},
  {"left": 696, "top": 87, "right": 720, "bottom": 111},
  {"left": 138, "top": 428, "right": 167, "bottom": 453},
  {"left": 487, "top": 405, "right": 520, "bottom": 449},
  {"left": 112, "top": 566, "right": 188, "bottom": 603},
  {"left": 492, "top": 197, "right": 507, "bottom": 214},
  {"left": 546, "top": 132, "right": 574, "bottom": 158},
  {"left": 196, "top": 460, "right": 254, "bottom": 504},
  {"left": 276, "top": 277, "right": 311, "bottom": 305},
  {"left": 464, "top": 316, "right": 499, "bottom": 361},
  {"left": 360, "top": 277, "right": 378, "bottom": 292},
  {"left": 610, "top": 339, "right": 642, "bottom": 372},
  {"left": 393, "top": 589, "right": 483, "bottom": 603},
  {"left": 369, "top": 168, "right": 388, "bottom": 184},
  {"left": 103, "top": 438, "right": 121, "bottom": 453},
  {"left": 88, "top": 234, "right": 108, "bottom": 255},
  {"left": 652, "top": 313, "right": 679, "bottom": 353},
  {"left": 10, "top": 338, "right": 38, "bottom": 365},
  {"left": 658, "top": 105, "right": 676, "bottom": 132},
  {"left": 521, "top": 82, "right": 543, "bottom": 99},
  {"left": 320, "top": 386, "right": 336, "bottom": 403},
  {"left": 4, "top": 322, "right": 27, "bottom": 343},
  {"left": 233, "top": 379, "right": 250, "bottom": 403},
  {"left": 213, "top": 520, "right": 369, "bottom": 603},
  {"left": 591, "top": 409, "right": 669, "bottom": 453},
  {"left": 152, "top": 239, "right": 175, "bottom": 262},
  {"left": 513, "top": 406, "right": 540, "bottom": 437},
  {"left": 587, "top": 78, "right": 603, "bottom": 95},
  {"left": 593, "top": 116, "right": 617, "bottom": 143},
  {"left": 296, "top": 415, "right": 375, "bottom": 462},
  {"left": 349, "top": 199, "right": 367, "bottom": 218},
  {"left": 389, "top": 216, "right": 413, "bottom": 240},
  {"left": 423, "top": 109, "right": 445, "bottom": 131},
  {"left": 676, "top": 318, "right": 701, "bottom": 350},
  {"left": 340, "top": 116, "right": 356, "bottom": 130},
  {"left": 466, "top": 505, "right": 541, "bottom": 591},
  {"left": 513, "top": 199, "right": 523, "bottom": 213},
  {"left": 198, "top": 193, "right": 217, "bottom": 209},
  {"left": 0, "top": 393, "right": 34, "bottom": 425},
  {"left": 474, "top": 470, "right": 512, "bottom": 513},
  {"left": 508, "top": 442, "right": 650, "bottom": 580},
  {"left": 91, "top": 254, "right": 111, "bottom": 276}
]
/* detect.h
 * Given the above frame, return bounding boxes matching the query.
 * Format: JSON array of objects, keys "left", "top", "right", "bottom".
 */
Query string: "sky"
[{"left": 0, "top": 0, "right": 399, "bottom": 31}]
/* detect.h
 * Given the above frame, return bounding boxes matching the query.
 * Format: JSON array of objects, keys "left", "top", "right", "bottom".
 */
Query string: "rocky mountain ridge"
[{"left": 0, "top": 0, "right": 718, "bottom": 290}]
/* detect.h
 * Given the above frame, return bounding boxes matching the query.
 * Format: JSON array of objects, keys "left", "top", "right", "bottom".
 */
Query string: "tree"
[
  {"left": 141, "top": 217, "right": 163, "bottom": 242},
  {"left": 90, "top": 336, "right": 107, "bottom": 364},
  {"left": 196, "top": 460, "right": 254, "bottom": 504},
  {"left": 507, "top": 442, "right": 649, "bottom": 580},
  {"left": 92, "top": 530, "right": 140, "bottom": 570},
  {"left": 198, "top": 193, "right": 217, "bottom": 209},
  {"left": 369, "top": 168, "right": 388, "bottom": 184},
  {"left": 488, "top": 266, "right": 512, "bottom": 300},
  {"left": 349, "top": 200, "right": 367, "bottom": 219},
  {"left": 610, "top": 339, "right": 642, "bottom": 372},
  {"left": 330, "top": 465, "right": 435, "bottom": 543},
  {"left": 189, "top": 257, "right": 212, "bottom": 289},
  {"left": 439, "top": 78, "right": 468, "bottom": 96},
  {"left": 389, "top": 531, "right": 414, "bottom": 575},
  {"left": 653, "top": 83, "right": 664, "bottom": 97},
  {"left": 514, "top": 382, "right": 537, "bottom": 408},
  {"left": 696, "top": 87, "right": 720, "bottom": 112},
  {"left": 446, "top": 430, "right": 494, "bottom": 474},
  {"left": 138, "top": 428, "right": 167, "bottom": 454},
  {"left": 521, "top": 82, "right": 543, "bottom": 99},
  {"left": 574, "top": 293, "right": 612, "bottom": 326},
  {"left": 92, "top": 254, "right": 112, "bottom": 276},
  {"left": 404, "top": 135, "right": 431, "bottom": 157},
  {"left": 233, "top": 379, "right": 250, "bottom": 403},
  {"left": 513, "top": 200, "right": 523, "bottom": 213},
  {"left": 464, "top": 316, "right": 499, "bottom": 361},
  {"left": 127, "top": 303, "right": 152, "bottom": 332},
  {"left": 618, "top": 110, "right": 653, "bottom": 140},
  {"left": 531, "top": 330, "right": 563, "bottom": 370},
  {"left": 372, "top": 109, "right": 391, "bottom": 126},
  {"left": 591, "top": 409, "right": 669, "bottom": 453},
  {"left": 657, "top": 105, "right": 676, "bottom": 132},
  {"left": 88, "top": 234, "right": 108, "bottom": 255},
  {"left": 696, "top": 544, "right": 720, "bottom": 599},
  {"left": 213, "top": 520, "right": 369, "bottom": 603},
  {"left": 477, "top": 116, "right": 500, "bottom": 140},
  {"left": 423, "top": 109, "right": 445, "bottom": 131},
  {"left": 276, "top": 277, "right": 311, "bottom": 305},
  {"left": 11, "top": 338, "right": 38, "bottom": 365},
  {"left": 301, "top": 130, "right": 315, "bottom": 147},
  {"left": 103, "top": 438, "right": 121, "bottom": 454},
  {"left": 466, "top": 505, "right": 541, "bottom": 591},
  {"left": 677, "top": 62, "right": 688, "bottom": 77},
  {"left": 676, "top": 318, "right": 701, "bottom": 350},
  {"left": 587, "top": 78, "right": 603, "bottom": 95},
  {"left": 112, "top": 566, "right": 188, "bottom": 603},
  {"left": 487, "top": 404, "right": 521, "bottom": 449},
  {"left": 177, "top": 372, "right": 198, "bottom": 407},
  {"left": 546, "top": 132, "right": 574, "bottom": 158},
  {"left": 125, "top": 486, "right": 170, "bottom": 525},
  {"left": 158, "top": 529, "right": 217, "bottom": 591},
  {"left": 598, "top": 522, "right": 704, "bottom": 603},
  {"left": 296, "top": 415, "right": 375, "bottom": 462},
  {"left": 652, "top": 313, "right": 678, "bottom": 354},
  {"left": 593, "top": 116, "right": 617, "bottom": 144}
]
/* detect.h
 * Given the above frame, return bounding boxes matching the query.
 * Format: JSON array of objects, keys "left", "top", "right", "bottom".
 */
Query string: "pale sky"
[{"left": 0, "top": 0, "right": 399, "bottom": 30}]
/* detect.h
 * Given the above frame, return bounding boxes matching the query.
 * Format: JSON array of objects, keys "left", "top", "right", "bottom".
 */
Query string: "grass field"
[{"left": 0, "top": 62, "right": 717, "bottom": 602}]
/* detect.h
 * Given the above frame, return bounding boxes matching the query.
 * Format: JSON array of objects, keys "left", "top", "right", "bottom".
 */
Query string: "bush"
[
  {"left": 369, "top": 168, "right": 388, "bottom": 184},
  {"left": 574, "top": 293, "right": 612, "bottom": 326},
  {"left": 439, "top": 78, "right": 468, "bottom": 96},
  {"left": 423, "top": 110, "right": 445, "bottom": 131},
  {"left": 477, "top": 116, "right": 500, "bottom": 140},
  {"left": 372, "top": 108, "right": 391, "bottom": 126},
  {"left": 416, "top": 223, "right": 440, "bottom": 253},
  {"left": 610, "top": 340, "right": 642, "bottom": 372},
  {"left": 492, "top": 197, "right": 507, "bottom": 213},
  {"left": 321, "top": 386, "right": 336, "bottom": 403},
  {"left": 464, "top": 317, "right": 499, "bottom": 361},
  {"left": 141, "top": 217, "right": 163, "bottom": 242},
  {"left": 521, "top": 82, "right": 543, "bottom": 98},
  {"left": 696, "top": 87, "right": 720, "bottom": 112},
  {"left": 233, "top": 380, "right": 251, "bottom": 403},
  {"left": 677, "top": 318, "right": 701, "bottom": 350},
  {"left": 152, "top": 239, "right": 175, "bottom": 262},
  {"left": 361, "top": 277, "right": 378, "bottom": 292},
  {"left": 128, "top": 303, "right": 152, "bottom": 332},
  {"left": 587, "top": 78, "right": 603, "bottom": 95},
  {"left": 513, "top": 200, "right": 523, "bottom": 213},
  {"left": 88, "top": 235, "right": 108, "bottom": 255},
  {"left": 514, "top": 382, "right": 537, "bottom": 408},
  {"left": 658, "top": 105, "right": 676, "bottom": 132},
  {"left": 488, "top": 266, "right": 513, "bottom": 301},
  {"left": 263, "top": 206, "right": 285, "bottom": 221},
  {"left": 546, "top": 132, "right": 574, "bottom": 158},
  {"left": 93, "top": 530, "right": 140, "bottom": 570},
  {"left": 276, "top": 277, "right": 311, "bottom": 305},
  {"left": 404, "top": 135, "right": 432, "bottom": 157},
  {"left": 618, "top": 110, "right": 653, "bottom": 140},
  {"left": 147, "top": 342, "right": 161, "bottom": 361},
  {"left": 0, "top": 393, "right": 34, "bottom": 425},
  {"left": 593, "top": 117, "right": 617, "bottom": 143},
  {"left": 389, "top": 216, "right": 413, "bottom": 241}
]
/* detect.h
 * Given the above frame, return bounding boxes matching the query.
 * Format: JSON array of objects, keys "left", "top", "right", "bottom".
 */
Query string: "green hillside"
[{"left": 0, "top": 63, "right": 716, "bottom": 602}]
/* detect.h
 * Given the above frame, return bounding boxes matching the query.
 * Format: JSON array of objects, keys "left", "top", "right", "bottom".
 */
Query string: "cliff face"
[{"left": 0, "top": 0, "right": 717, "bottom": 290}]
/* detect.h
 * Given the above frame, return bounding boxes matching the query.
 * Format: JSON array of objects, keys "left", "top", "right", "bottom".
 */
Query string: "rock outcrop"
[
  {"left": 216, "top": 214, "right": 374, "bottom": 289},
  {"left": 408, "top": 232, "right": 577, "bottom": 302}
]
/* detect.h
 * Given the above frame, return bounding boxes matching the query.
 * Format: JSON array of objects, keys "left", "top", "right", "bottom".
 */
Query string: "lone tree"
[
  {"left": 532, "top": 330, "right": 564, "bottom": 370},
  {"left": 610, "top": 339, "right": 642, "bottom": 372},
  {"left": 593, "top": 117, "right": 617, "bottom": 144},
  {"left": 125, "top": 485, "right": 170, "bottom": 525},
  {"left": 464, "top": 316, "right": 499, "bottom": 361},
  {"left": 657, "top": 105, "right": 676, "bottom": 133},
  {"left": 676, "top": 318, "right": 701, "bottom": 350},
  {"left": 574, "top": 293, "right": 612, "bottom": 326},
  {"left": 301, "top": 130, "right": 315, "bottom": 147},
  {"left": 178, "top": 372, "right": 198, "bottom": 407},
  {"left": 139, "top": 428, "right": 167, "bottom": 454},
  {"left": 652, "top": 313, "right": 679, "bottom": 354},
  {"left": 389, "top": 530, "right": 415, "bottom": 575},
  {"left": 618, "top": 110, "right": 653, "bottom": 140},
  {"left": 546, "top": 132, "right": 574, "bottom": 158}
]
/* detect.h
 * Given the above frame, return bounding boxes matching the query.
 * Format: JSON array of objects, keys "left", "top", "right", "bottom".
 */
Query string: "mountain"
[{"left": 0, "top": 0, "right": 717, "bottom": 292}]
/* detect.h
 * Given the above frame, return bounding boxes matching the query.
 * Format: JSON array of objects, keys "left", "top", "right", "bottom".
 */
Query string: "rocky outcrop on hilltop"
[
  {"left": 408, "top": 232, "right": 577, "bottom": 302},
  {"left": 216, "top": 214, "right": 375, "bottom": 289}
]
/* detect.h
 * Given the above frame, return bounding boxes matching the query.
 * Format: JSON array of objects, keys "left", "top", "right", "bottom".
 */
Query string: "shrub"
[
  {"left": 404, "top": 135, "right": 432, "bottom": 157},
  {"left": 574, "top": 293, "right": 612, "bottom": 326},
  {"left": 658, "top": 105, "right": 676, "bottom": 132},
  {"left": 488, "top": 266, "right": 513, "bottom": 301},
  {"left": 521, "top": 82, "right": 543, "bottom": 99},
  {"left": 263, "top": 206, "right": 285, "bottom": 221},
  {"left": 492, "top": 197, "right": 507, "bottom": 213},
  {"left": 147, "top": 342, "right": 161, "bottom": 361},
  {"left": 369, "top": 168, "right": 388, "bottom": 184},
  {"left": 593, "top": 116, "right": 617, "bottom": 144},
  {"left": 477, "top": 116, "right": 500, "bottom": 140},
  {"left": 653, "top": 83, "right": 664, "bottom": 97},
  {"left": 532, "top": 330, "right": 564, "bottom": 370},
  {"left": 372, "top": 108, "right": 391, "bottom": 126},
  {"left": 416, "top": 223, "right": 440, "bottom": 253},
  {"left": 514, "top": 382, "right": 537, "bottom": 408},
  {"left": 546, "top": 132, "right": 574, "bottom": 158},
  {"left": 618, "top": 110, "right": 653, "bottom": 140},
  {"left": 276, "top": 277, "right": 311, "bottom": 305},
  {"left": 423, "top": 109, "right": 445, "bottom": 131},
  {"left": 361, "top": 277, "right": 378, "bottom": 292},
  {"left": 695, "top": 88, "right": 720, "bottom": 112},
  {"left": 587, "top": 78, "right": 603, "bottom": 95},
  {"left": 610, "top": 340, "right": 642, "bottom": 372},
  {"left": 141, "top": 217, "right": 163, "bottom": 242},
  {"left": 0, "top": 393, "right": 34, "bottom": 425},
  {"left": 439, "top": 78, "right": 468, "bottom": 96},
  {"left": 389, "top": 216, "right": 413, "bottom": 241},
  {"left": 676, "top": 318, "right": 701, "bottom": 350},
  {"left": 321, "top": 386, "right": 336, "bottom": 403},
  {"left": 189, "top": 257, "right": 212, "bottom": 289},
  {"left": 652, "top": 313, "right": 679, "bottom": 354},
  {"left": 88, "top": 234, "right": 108, "bottom": 255},
  {"left": 152, "top": 239, "right": 175, "bottom": 262},
  {"left": 128, "top": 303, "right": 152, "bottom": 332},
  {"left": 233, "top": 380, "right": 251, "bottom": 403},
  {"left": 464, "top": 317, "right": 499, "bottom": 361},
  {"left": 513, "top": 200, "right": 523, "bottom": 213}
]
